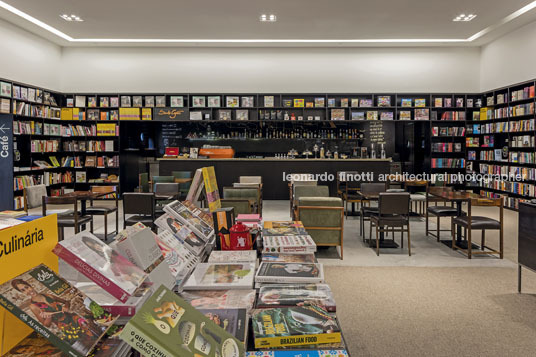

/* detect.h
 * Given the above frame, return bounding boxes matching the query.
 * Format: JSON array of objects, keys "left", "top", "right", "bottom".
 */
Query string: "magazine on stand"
[
  {"left": 182, "top": 262, "right": 255, "bottom": 290},
  {"left": 53, "top": 232, "right": 148, "bottom": 303},
  {"left": 163, "top": 200, "right": 214, "bottom": 242},
  {"left": 154, "top": 229, "right": 200, "bottom": 286},
  {"left": 262, "top": 221, "right": 308, "bottom": 236},
  {"left": 0, "top": 264, "right": 117, "bottom": 357},
  {"left": 261, "top": 253, "right": 317, "bottom": 263},
  {"left": 208, "top": 250, "right": 258, "bottom": 264},
  {"left": 155, "top": 213, "right": 208, "bottom": 256}
]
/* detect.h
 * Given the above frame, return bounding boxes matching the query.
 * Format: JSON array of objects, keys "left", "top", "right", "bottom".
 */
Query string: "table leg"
[
  {"left": 456, "top": 201, "right": 463, "bottom": 244},
  {"left": 81, "top": 199, "right": 87, "bottom": 231},
  {"left": 518, "top": 264, "right": 522, "bottom": 293}
]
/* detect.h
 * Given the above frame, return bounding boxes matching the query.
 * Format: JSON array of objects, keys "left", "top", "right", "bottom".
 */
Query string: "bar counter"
[{"left": 159, "top": 158, "right": 391, "bottom": 199}]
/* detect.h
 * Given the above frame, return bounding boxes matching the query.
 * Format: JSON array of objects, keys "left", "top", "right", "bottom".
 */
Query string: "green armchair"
[
  {"left": 292, "top": 185, "right": 329, "bottom": 219},
  {"left": 296, "top": 196, "right": 344, "bottom": 259},
  {"left": 220, "top": 199, "right": 252, "bottom": 215},
  {"left": 222, "top": 186, "right": 261, "bottom": 214}
]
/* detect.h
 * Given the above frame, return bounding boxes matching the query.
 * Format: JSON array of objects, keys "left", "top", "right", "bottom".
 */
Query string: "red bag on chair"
[{"left": 220, "top": 222, "right": 253, "bottom": 250}]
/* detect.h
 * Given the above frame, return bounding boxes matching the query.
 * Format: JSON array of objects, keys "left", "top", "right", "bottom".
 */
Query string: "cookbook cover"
[
  {"left": 120, "top": 285, "right": 245, "bottom": 357},
  {"left": 0, "top": 264, "right": 116, "bottom": 357},
  {"left": 257, "top": 284, "right": 336, "bottom": 312},
  {"left": 53, "top": 232, "right": 148, "bottom": 303},
  {"left": 179, "top": 289, "right": 256, "bottom": 311},
  {"left": 251, "top": 305, "right": 341, "bottom": 348},
  {"left": 262, "top": 235, "right": 317, "bottom": 254},
  {"left": 262, "top": 221, "right": 307, "bottom": 236},
  {"left": 255, "top": 263, "right": 324, "bottom": 284},
  {"left": 198, "top": 308, "right": 248, "bottom": 344},
  {"left": 154, "top": 229, "right": 199, "bottom": 286},
  {"left": 208, "top": 250, "right": 257, "bottom": 263},
  {"left": 183, "top": 263, "right": 255, "bottom": 290},
  {"left": 261, "top": 254, "right": 317, "bottom": 263}
]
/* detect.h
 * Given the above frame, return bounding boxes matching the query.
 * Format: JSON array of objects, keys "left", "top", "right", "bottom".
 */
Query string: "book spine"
[
  {"left": 120, "top": 321, "right": 176, "bottom": 357},
  {"left": 0, "top": 294, "right": 83, "bottom": 357},
  {"left": 254, "top": 332, "right": 342, "bottom": 349},
  {"left": 53, "top": 244, "right": 132, "bottom": 303},
  {"left": 101, "top": 303, "right": 137, "bottom": 317}
]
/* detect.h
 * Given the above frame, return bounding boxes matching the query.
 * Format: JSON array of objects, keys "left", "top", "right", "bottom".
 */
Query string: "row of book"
[
  {"left": 466, "top": 136, "right": 494, "bottom": 148},
  {"left": 510, "top": 85, "right": 535, "bottom": 102},
  {"left": 13, "top": 171, "right": 74, "bottom": 190},
  {"left": 431, "top": 158, "right": 465, "bottom": 169},
  {"left": 432, "top": 126, "right": 465, "bottom": 136},
  {"left": 83, "top": 155, "right": 119, "bottom": 168},
  {"left": 481, "top": 180, "right": 536, "bottom": 197},
  {"left": 430, "top": 111, "right": 466, "bottom": 121},
  {"left": 510, "top": 135, "right": 534, "bottom": 148},
  {"left": 5, "top": 83, "right": 58, "bottom": 105},
  {"left": 30, "top": 139, "right": 60, "bottom": 153},
  {"left": 431, "top": 143, "right": 462, "bottom": 153},
  {"left": 469, "top": 149, "right": 535, "bottom": 165},
  {"left": 63, "top": 140, "right": 115, "bottom": 152},
  {"left": 11, "top": 100, "right": 61, "bottom": 119}
]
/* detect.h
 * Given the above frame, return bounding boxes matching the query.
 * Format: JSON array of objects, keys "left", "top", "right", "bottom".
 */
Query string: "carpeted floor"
[{"left": 326, "top": 266, "right": 536, "bottom": 357}]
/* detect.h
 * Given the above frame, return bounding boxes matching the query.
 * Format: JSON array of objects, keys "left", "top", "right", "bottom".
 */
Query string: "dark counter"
[{"left": 159, "top": 158, "right": 391, "bottom": 199}]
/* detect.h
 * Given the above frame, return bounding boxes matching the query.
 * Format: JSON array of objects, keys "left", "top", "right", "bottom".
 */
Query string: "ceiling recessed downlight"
[
  {"left": 60, "top": 14, "right": 83, "bottom": 22},
  {"left": 453, "top": 13, "right": 477, "bottom": 22},
  {"left": 260, "top": 14, "right": 277, "bottom": 22}
]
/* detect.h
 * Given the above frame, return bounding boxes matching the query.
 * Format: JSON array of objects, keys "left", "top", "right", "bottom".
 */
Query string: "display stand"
[{"left": 0, "top": 215, "right": 58, "bottom": 355}]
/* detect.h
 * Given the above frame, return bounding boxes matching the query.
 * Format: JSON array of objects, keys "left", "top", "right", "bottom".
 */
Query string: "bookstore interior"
[{"left": 1, "top": 1, "right": 536, "bottom": 356}]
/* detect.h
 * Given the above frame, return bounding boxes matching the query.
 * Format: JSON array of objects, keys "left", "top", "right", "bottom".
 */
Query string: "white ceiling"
[{"left": 1, "top": 0, "right": 536, "bottom": 46}]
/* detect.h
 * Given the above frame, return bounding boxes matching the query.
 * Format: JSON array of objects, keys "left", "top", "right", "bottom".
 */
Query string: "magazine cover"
[
  {"left": 154, "top": 229, "right": 200, "bottom": 286},
  {"left": 155, "top": 213, "right": 207, "bottom": 256},
  {"left": 246, "top": 350, "right": 348, "bottom": 357},
  {"left": 164, "top": 200, "right": 214, "bottom": 241},
  {"left": 198, "top": 308, "right": 248, "bottom": 344},
  {"left": 182, "top": 200, "right": 214, "bottom": 226},
  {"left": 261, "top": 254, "right": 317, "bottom": 263},
  {"left": 0, "top": 264, "right": 116, "bottom": 357},
  {"left": 120, "top": 285, "right": 245, "bottom": 357},
  {"left": 257, "top": 284, "right": 336, "bottom": 312},
  {"left": 208, "top": 250, "right": 257, "bottom": 263},
  {"left": 262, "top": 221, "right": 307, "bottom": 236},
  {"left": 262, "top": 235, "right": 317, "bottom": 254},
  {"left": 251, "top": 305, "right": 341, "bottom": 348},
  {"left": 255, "top": 263, "right": 324, "bottom": 284},
  {"left": 74, "top": 282, "right": 152, "bottom": 317},
  {"left": 183, "top": 263, "right": 255, "bottom": 290},
  {"left": 178, "top": 289, "right": 256, "bottom": 311},
  {"left": 53, "top": 232, "right": 148, "bottom": 303}
]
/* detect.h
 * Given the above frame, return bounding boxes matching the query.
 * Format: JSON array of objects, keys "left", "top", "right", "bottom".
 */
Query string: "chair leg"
[
  {"left": 59, "top": 227, "right": 64, "bottom": 242},
  {"left": 369, "top": 218, "right": 372, "bottom": 244},
  {"left": 104, "top": 215, "right": 108, "bottom": 241},
  {"left": 375, "top": 223, "right": 380, "bottom": 256},
  {"left": 400, "top": 228, "right": 403, "bottom": 249},
  {"left": 407, "top": 223, "right": 411, "bottom": 256},
  {"left": 468, "top": 228, "right": 472, "bottom": 259},
  {"left": 481, "top": 229, "right": 485, "bottom": 250},
  {"left": 437, "top": 216, "right": 441, "bottom": 242},
  {"left": 451, "top": 220, "right": 456, "bottom": 249},
  {"left": 116, "top": 209, "right": 119, "bottom": 233},
  {"left": 425, "top": 209, "right": 429, "bottom": 236},
  {"left": 499, "top": 225, "right": 504, "bottom": 259}
]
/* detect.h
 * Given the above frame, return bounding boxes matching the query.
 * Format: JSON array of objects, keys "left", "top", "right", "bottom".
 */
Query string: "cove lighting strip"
[{"left": 1, "top": 0, "right": 536, "bottom": 44}]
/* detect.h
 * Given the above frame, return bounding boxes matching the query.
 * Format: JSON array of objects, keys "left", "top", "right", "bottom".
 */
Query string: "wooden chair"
[
  {"left": 172, "top": 171, "right": 192, "bottom": 199},
  {"left": 451, "top": 197, "right": 504, "bottom": 259},
  {"left": 42, "top": 196, "right": 93, "bottom": 241},
  {"left": 123, "top": 192, "right": 156, "bottom": 230},
  {"left": 220, "top": 199, "right": 252, "bottom": 215},
  {"left": 86, "top": 186, "right": 119, "bottom": 241},
  {"left": 24, "top": 185, "right": 72, "bottom": 216},
  {"left": 370, "top": 193, "right": 411, "bottom": 256},
  {"left": 360, "top": 182, "right": 387, "bottom": 240},
  {"left": 425, "top": 186, "right": 457, "bottom": 242},
  {"left": 341, "top": 173, "right": 361, "bottom": 219}
]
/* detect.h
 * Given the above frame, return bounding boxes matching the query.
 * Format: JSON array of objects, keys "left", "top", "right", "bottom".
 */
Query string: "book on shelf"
[
  {"left": 380, "top": 111, "right": 394, "bottom": 120},
  {"left": 132, "top": 96, "right": 143, "bottom": 108},
  {"left": 350, "top": 98, "right": 359, "bottom": 107},
  {"left": 75, "top": 95, "right": 86, "bottom": 107},
  {"left": 330, "top": 109, "right": 345, "bottom": 121},
  {"left": 314, "top": 97, "right": 325, "bottom": 107},
  {"left": 351, "top": 111, "right": 365, "bottom": 120},
  {"left": 251, "top": 305, "right": 341, "bottom": 349},
  {"left": 257, "top": 284, "right": 336, "bottom": 312},
  {"left": 242, "top": 96, "right": 254, "bottom": 107},
  {"left": 359, "top": 98, "right": 373, "bottom": 107},
  {"left": 145, "top": 96, "right": 155, "bottom": 107},
  {"left": 154, "top": 213, "right": 208, "bottom": 256},
  {"left": 0, "top": 264, "right": 117, "bottom": 357},
  {"left": 444, "top": 98, "right": 452, "bottom": 107},
  {"left": 255, "top": 262, "right": 325, "bottom": 284},
  {"left": 340, "top": 98, "right": 348, "bottom": 107},
  {"left": 262, "top": 235, "right": 317, "bottom": 254},
  {"left": 263, "top": 95, "right": 274, "bottom": 108},
  {"left": 261, "top": 253, "right": 317, "bottom": 263},
  {"left": 178, "top": 289, "right": 256, "bottom": 311},
  {"left": 182, "top": 262, "right": 255, "bottom": 290},
  {"left": 415, "top": 98, "right": 426, "bottom": 107},
  {"left": 327, "top": 98, "right": 336, "bottom": 107},
  {"left": 163, "top": 200, "right": 214, "bottom": 242},
  {"left": 377, "top": 96, "right": 391, "bottom": 107},
  {"left": 400, "top": 98, "right": 412, "bottom": 107},
  {"left": 52, "top": 232, "right": 148, "bottom": 303},
  {"left": 0, "top": 81, "right": 11, "bottom": 97},
  {"left": 120, "top": 285, "right": 245, "bottom": 357},
  {"left": 366, "top": 111, "right": 378, "bottom": 120},
  {"left": 75, "top": 171, "right": 86, "bottom": 183},
  {"left": 434, "top": 98, "right": 443, "bottom": 107},
  {"left": 208, "top": 250, "right": 258, "bottom": 263},
  {"left": 112, "top": 223, "right": 176, "bottom": 290},
  {"left": 399, "top": 110, "right": 411, "bottom": 120}
]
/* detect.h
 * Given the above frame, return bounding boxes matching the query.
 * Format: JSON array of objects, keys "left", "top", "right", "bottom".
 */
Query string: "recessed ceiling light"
[
  {"left": 260, "top": 14, "right": 276, "bottom": 22},
  {"left": 60, "top": 14, "right": 83, "bottom": 22},
  {"left": 453, "top": 13, "right": 476, "bottom": 22}
]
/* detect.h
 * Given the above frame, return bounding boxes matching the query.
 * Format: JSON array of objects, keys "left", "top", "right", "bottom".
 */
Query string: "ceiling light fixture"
[
  {"left": 453, "top": 13, "right": 477, "bottom": 22},
  {"left": 60, "top": 14, "right": 83, "bottom": 22},
  {"left": 260, "top": 14, "right": 276, "bottom": 22}
]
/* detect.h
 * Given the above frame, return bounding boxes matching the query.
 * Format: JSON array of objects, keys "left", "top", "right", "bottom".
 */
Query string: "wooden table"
[
  {"left": 429, "top": 188, "right": 481, "bottom": 245},
  {"left": 58, "top": 191, "right": 105, "bottom": 216}
]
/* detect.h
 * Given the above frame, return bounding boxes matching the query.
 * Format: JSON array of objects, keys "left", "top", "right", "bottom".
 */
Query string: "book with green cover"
[
  {"left": 0, "top": 264, "right": 117, "bottom": 357},
  {"left": 120, "top": 285, "right": 244, "bottom": 357}
]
